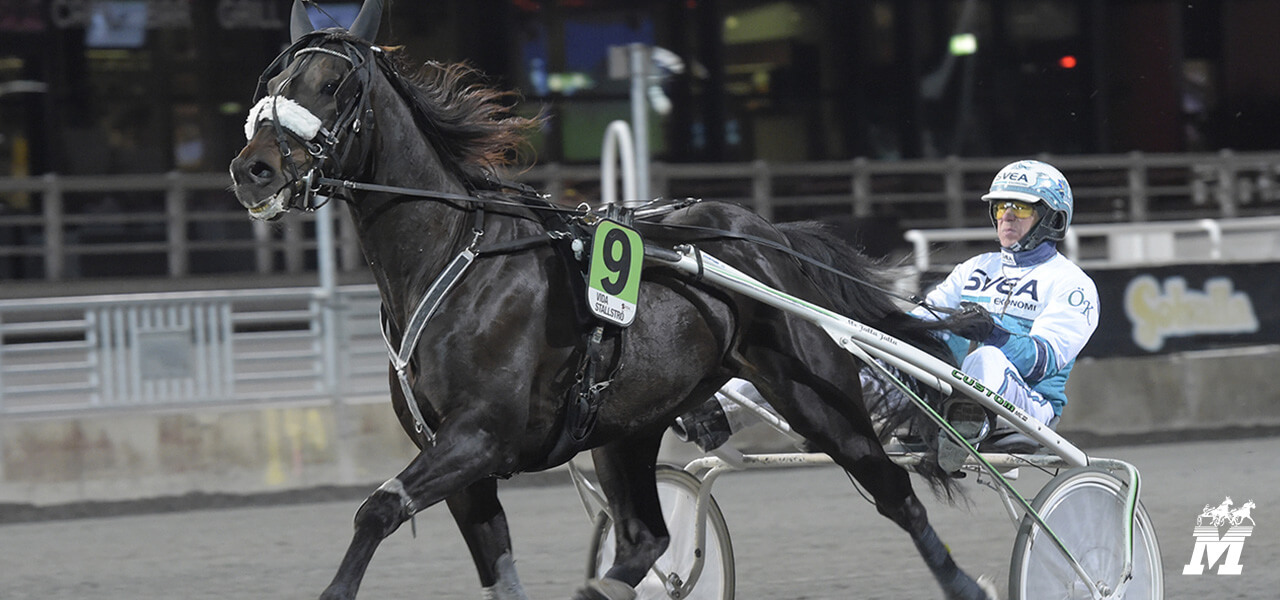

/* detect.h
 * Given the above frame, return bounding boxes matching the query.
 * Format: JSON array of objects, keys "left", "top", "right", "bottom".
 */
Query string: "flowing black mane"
[{"left": 373, "top": 40, "right": 542, "bottom": 187}]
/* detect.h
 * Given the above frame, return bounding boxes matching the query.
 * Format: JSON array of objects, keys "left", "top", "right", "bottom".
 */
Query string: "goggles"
[{"left": 991, "top": 200, "right": 1036, "bottom": 220}]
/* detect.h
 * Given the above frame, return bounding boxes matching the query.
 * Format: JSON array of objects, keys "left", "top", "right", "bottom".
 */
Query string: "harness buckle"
[
  {"left": 305, "top": 140, "right": 326, "bottom": 159},
  {"left": 466, "top": 228, "right": 484, "bottom": 251},
  {"left": 577, "top": 202, "right": 599, "bottom": 226}
]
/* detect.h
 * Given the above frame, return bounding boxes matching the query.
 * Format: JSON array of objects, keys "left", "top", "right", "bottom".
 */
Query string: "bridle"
[{"left": 246, "top": 31, "right": 378, "bottom": 212}]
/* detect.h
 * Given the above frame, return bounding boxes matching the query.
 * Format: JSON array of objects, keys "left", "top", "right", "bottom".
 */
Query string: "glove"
[{"left": 949, "top": 301, "right": 1005, "bottom": 345}]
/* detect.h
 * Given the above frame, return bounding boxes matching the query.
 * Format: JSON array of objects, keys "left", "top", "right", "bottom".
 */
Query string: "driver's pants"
[{"left": 961, "top": 346, "right": 1055, "bottom": 426}]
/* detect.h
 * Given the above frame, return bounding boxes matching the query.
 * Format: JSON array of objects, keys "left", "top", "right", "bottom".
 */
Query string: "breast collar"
[{"left": 380, "top": 246, "right": 477, "bottom": 447}]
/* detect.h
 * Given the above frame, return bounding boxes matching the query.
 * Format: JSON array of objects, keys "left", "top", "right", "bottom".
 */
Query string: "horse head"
[{"left": 229, "top": 0, "right": 383, "bottom": 220}]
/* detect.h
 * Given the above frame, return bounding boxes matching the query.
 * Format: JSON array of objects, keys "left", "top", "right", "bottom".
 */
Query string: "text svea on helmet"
[{"left": 981, "top": 160, "right": 1073, "bottom": 251}]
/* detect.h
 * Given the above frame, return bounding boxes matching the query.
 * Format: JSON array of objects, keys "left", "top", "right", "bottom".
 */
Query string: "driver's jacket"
[{"left": 912, "top": 242, "right": 1099, "bottom": 415}]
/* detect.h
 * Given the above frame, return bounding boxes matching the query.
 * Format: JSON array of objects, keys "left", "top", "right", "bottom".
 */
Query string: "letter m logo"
[{"left": 1183, "top": 526, "right": 1252, "bottom": 575}]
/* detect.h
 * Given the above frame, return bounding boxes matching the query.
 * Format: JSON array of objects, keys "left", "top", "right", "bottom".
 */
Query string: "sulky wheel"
[
  {"left": 1009, "top": 466, "right": 1163, "bottom": 599},
  {"left": 587, "top": 465, "right": 735, "bottom": 599}
]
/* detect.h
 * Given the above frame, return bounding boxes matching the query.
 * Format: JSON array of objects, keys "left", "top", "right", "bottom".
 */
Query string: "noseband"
[{"left": 247, "top": 32, "right": 377, "bottom": 211}]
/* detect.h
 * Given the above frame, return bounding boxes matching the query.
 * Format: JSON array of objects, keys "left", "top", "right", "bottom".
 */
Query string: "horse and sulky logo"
[{"left": 1183, "top": 497, "right": 1257, "bottom": 575}]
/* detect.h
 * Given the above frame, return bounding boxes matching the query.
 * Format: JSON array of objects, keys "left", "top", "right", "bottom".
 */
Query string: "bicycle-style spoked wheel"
[
  {"left": 1010, "top": 467, "right": 1163, "bottom": 599},
  {"left": 587, "top": 465, "right": 735, "bottom": 599}
]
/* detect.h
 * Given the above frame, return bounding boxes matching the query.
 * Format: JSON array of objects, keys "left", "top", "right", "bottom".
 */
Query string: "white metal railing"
[
  {"left": 904, "top": 215, "right": 1280, "bottom": 272},
  {"left": 4, "top": 151, "right": 1280, "bottom": 282},
  {"left": 0, "top": 172, "right": 366, "bottom": 282},
  {"left": 3, "top": 220, "right": 1278, "bottom": 418},
  {"left": 0, "top": 285, "right": 386, "bottom": 417},
  {"left": 523, "top": 150, "right": 1280, "bottom": 225}
]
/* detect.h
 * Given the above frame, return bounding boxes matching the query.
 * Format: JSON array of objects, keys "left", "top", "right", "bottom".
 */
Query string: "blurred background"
[{"left": 0, "top": 1, "right": 1277, "bottom": 507}]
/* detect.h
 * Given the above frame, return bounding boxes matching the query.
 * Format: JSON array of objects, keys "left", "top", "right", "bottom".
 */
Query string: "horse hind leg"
[
  {"left": 852, "top": 456, "right": 995, "bottom": 600},
  {"left": 446, "top": 478, "right": 530, "bottom": 600},
  {"left": 746, "top": 350, "right": 993, "bottom": 600},
  {"left": 828, "top": 421, "right": 993, "bottom": 599},
  {"left": 572, "top": 433, "right": 668, "bottom": 600}
]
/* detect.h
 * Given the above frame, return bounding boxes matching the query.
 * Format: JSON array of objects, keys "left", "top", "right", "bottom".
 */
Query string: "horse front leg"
[
  {"left": 573, "top": 433, "right": 666, "bottom": 600},
  {"left": 319, "top": 427, "right": 509, "bottom": 600},
  {"left": 447, "top": 477, "right": 529, "bottom": 600},
  {"left": 318, "top": 477, "right": 416, "bottom": 600}
]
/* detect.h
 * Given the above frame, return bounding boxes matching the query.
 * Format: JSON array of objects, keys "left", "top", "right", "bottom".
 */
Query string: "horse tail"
[{"left": 776, "top": 220, "right": 964, "bottom": 499}]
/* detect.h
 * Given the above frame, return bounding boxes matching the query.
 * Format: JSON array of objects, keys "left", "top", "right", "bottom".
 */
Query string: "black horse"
[{"left": 230, "top": 2, "right": 992, "bottom": 599}]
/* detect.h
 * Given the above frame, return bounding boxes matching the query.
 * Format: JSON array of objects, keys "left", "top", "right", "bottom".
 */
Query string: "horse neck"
[{"left": 347, "top": 80, "right": 474, "bottom": 321}]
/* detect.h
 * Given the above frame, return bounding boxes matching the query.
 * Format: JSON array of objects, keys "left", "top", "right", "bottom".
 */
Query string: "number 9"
[{"left": 600, "top": 228, "right": 630, "bottom": 294}]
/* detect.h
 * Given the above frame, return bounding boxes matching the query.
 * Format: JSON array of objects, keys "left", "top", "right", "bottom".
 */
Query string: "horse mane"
[{"left": 375, "top": 41, "right": 543, "bottom": 187}]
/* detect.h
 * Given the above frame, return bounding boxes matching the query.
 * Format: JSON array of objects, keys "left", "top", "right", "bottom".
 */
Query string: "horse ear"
[
  {"left": 348, "top": 0, "right": 384, "bottom": 43},
  {"left": 290, "top": 0, "right": 314, "bottom": 41}
]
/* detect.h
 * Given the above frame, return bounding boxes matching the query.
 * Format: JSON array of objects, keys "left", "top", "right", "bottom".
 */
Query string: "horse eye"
[{"left": 322, "top": 80, "right": 340, "bottom": 95}]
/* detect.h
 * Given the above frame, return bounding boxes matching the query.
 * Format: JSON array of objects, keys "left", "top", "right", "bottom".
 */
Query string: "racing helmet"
[{"left": 981, "top": 160, "right": 1073, "bottom": 251}]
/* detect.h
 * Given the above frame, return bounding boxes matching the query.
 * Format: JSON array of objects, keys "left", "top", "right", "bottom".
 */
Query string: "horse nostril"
[{"left": 250, "top": 161, "right": 275, "bottom": 182}]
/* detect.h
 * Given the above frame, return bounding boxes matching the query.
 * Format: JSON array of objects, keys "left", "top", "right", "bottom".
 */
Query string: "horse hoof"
[
  {"left": 571, "top": 578, "right": 637, "bottom": 600},
  {"left": 976, "top": 574, "right": 999, "bottom": 600},
  {"left": 947, "top": 573, "right": 999, "bottom": 600}
]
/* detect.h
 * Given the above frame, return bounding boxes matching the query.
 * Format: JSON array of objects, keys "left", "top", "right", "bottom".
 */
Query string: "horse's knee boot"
[
  {"left": 353, "top": 481, "right": 413, "bottom": 539},
  {"left": 481, "top": 552, "right": 529, "bottom": 600}
]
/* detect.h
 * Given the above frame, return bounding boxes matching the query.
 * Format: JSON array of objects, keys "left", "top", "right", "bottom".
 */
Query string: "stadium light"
[{"left": 949, "top": 33, "right": 977, "bottom": 56}]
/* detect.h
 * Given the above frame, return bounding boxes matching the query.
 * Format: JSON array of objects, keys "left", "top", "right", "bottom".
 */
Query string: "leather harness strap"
[
  {"left": 380, "top": 246, "right": 477, "bottom": 446},
  {"left": 377, "top": 204, "right": 586, "bottom": 448}
]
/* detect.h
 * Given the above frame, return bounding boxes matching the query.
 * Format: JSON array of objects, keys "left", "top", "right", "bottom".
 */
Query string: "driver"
[
  {"left": 676, "top": 160, "right": 1099, "bottom": 462},
  {"left": 922, "top": 159, "right": 1098, "bottom": 428}
]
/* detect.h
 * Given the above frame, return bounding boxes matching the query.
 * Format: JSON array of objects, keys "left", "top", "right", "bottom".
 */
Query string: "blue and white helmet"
[{"left": 981, "top": 159, "right": 1073, "bottom": 251}]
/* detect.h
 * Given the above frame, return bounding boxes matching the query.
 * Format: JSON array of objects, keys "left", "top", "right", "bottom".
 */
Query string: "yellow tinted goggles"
[{"left": 991, "top": 200, "right": 1036, "bottom": 220}]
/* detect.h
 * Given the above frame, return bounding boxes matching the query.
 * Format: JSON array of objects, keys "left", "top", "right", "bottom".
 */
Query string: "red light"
[{"left": 1059, "top": 55, "right": 1078, "bottom": 69}]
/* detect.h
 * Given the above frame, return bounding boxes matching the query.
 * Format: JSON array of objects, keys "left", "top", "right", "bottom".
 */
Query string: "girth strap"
[
  {"left": 529, "top": 321, "right": 626, "bottom": 472},
  {"left": 380, "top": 248, "right": 476, "bottom": 446}
]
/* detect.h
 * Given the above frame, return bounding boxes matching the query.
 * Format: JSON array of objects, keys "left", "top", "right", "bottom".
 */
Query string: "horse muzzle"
[
  {"left": 243, "top": 185, "right": 292, "bottom": 221},
  {"left": 230, "top": 134, "right": 314, "bottom": 221}
]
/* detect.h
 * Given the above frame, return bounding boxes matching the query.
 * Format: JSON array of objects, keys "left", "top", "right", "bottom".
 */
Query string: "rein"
[
  {"left": 317, "top": 175, "right": 946, "bottom": 315},
  {"left": 321, "top": 175, "right": 949, "bottom": 317},
  {"left": 632, "top": 220, "right": 937, "bottom": 311}
]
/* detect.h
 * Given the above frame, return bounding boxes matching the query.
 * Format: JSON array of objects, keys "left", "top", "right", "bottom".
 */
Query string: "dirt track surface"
[{"left": 3, "top": 436, "right": 1278, "bottom": 599}]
